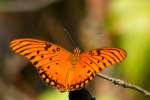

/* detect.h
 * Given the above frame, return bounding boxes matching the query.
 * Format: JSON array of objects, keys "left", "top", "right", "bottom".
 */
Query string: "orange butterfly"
[{"left": 9, "top": 38, "right": 127, "bottom": 92}]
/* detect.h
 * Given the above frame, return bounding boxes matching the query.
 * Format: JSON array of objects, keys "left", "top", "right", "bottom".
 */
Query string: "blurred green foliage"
[
  {"left": 37, "top": 89, "right": 68, "bottom": 100},
  {"left": 107, "top": 0, "right": 150, "bottom": 99}
]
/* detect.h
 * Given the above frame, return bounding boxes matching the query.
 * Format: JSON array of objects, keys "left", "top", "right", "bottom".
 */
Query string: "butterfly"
[{"left": 9, "top": 38, "right": 127, "bottom": 92}]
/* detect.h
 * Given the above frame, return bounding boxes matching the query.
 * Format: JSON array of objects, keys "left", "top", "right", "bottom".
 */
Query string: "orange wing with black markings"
[
  {"left": 10, "top": 38, "right": 72, "bottom": 92},
  {"left": 66, "top": 48, "right": 126, "bottom": 90},
  {"left": 80, "top": 48, "right": 126, "bottom": 72},
  {"left": 9, "top": 38, "right": 127, "bottom": 92}
]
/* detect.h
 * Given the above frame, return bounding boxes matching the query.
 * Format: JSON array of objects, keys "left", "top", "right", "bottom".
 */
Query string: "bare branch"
[{"left": 97, "top": 73, "right": 150, "bottom": 96}]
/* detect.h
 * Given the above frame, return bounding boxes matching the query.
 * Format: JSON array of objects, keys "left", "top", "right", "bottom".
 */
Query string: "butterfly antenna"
[{"left": 63, "top": 29, "right": 78, "bottom": 48}]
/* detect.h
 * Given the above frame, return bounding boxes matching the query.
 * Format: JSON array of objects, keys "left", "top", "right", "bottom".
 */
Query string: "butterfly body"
[
  {"left": 9, "top": 38, "right": 127, "bottom": 92},
  {"left": 71, "top": 48, "right": 80, "bottom": 65}
]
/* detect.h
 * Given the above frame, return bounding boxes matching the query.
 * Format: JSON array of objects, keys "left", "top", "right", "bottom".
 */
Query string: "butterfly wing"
[
  {"left": 67, "top": 48, "right": 126, "bottom": 90},
  {"left": 9, "top": 38, "right": 72, "bottom": 92},
  {"left": 81, "top": 48, "right": 127, "bottom": 72},
  {"left": 10, "top": 39, "right": 127, "bottom": 92}
]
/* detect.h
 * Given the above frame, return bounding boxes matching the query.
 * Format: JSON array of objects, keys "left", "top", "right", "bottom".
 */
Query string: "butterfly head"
[{"left": 73, "top": 48, "right": 80, "bottom": 56}]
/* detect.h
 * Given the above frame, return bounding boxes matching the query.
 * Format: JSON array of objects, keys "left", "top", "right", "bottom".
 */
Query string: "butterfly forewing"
[{"left": 80, "top": 48, "right": 127, "bottom": 73}]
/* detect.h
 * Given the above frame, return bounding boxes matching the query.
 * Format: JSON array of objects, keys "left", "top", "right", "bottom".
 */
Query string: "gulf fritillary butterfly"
[{"left": 9, "top": 38, "right": 127, "bottom": 92}]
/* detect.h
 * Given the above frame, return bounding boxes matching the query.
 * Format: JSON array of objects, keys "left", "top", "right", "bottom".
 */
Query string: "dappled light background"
[{"left": 0, "top": 0, "right": 150, "bottom": 100}]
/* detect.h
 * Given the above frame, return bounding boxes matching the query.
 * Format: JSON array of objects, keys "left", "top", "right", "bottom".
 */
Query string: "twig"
[{"left": 97, "top": 73, "right": 150, "bottom": 96}]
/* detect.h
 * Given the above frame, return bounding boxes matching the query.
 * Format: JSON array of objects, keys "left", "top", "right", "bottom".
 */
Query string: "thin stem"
[{"left": 97, "top": 73, "right": 150, "bottom": 96}]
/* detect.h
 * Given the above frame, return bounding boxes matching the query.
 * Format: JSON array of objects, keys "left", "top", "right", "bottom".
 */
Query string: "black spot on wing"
[
  {"left": 56, "top": 48, "right": 60, "bottom": 52},
  {"left": 49, "top": 58, "right": 52, "bottom": 60},
  {"left": 96, "top": 49, "right": 101, "bottom": 55},
  {"left": 33, "top": 61, "right": 38, "bottom": 65},
  {"left": 47, "top": 66, "right": 50, "bottom": 69},
  {"left": 29, "top": 56, "right": 35, "bottom": 60},
  {"left": 52, "top": 49, "right": 56, "bottom": 53},
  {"left": 44, "top": 42, "right": 52, "bottom": 50},
  {"left": 24, "top": 52, "right": 31, "bottom": 56},
  {"left": 103, "top": 62, "right": 107, "bottom": 67},
  {"left": 37, "top": 50, "right": 40, "bottom": 54},
  {"left": 87, "top": 70, "right": 91, "bottom": 74}
]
